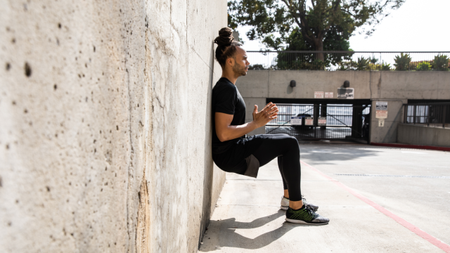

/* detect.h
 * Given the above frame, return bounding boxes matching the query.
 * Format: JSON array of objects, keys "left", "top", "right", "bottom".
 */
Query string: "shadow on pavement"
[{"left": 200, "top": 210, "right": 325, "bottom": 251}]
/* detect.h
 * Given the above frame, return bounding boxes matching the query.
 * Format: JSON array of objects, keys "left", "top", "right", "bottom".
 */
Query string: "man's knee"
[{"left": 284, "top": 135, "right": 299, "bottom": 149}]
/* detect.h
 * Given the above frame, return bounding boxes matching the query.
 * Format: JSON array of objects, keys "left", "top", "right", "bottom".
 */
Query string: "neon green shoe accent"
[{"left": 285, "top": 206, "right": 329, "bottom": 224}]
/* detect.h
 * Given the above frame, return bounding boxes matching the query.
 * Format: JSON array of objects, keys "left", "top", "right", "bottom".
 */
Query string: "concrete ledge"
[
  {"left": 397, "top": 123, "right": 450, "bottom": 148},
  {"left": 371, "top": 142, "right": 450, "bottom": 152}
]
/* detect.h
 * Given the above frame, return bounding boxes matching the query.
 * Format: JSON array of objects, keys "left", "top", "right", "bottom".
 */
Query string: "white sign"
[
  {"left": 337, "top": 88, "right": 354, "bottom": 99},
  {"left": 314, "top": 91, "right": 324, "bottom": 98},
  {"left": 376, "top": 101, "right": 388, "bottom": 119},
  {"left": 305, "top": 117, "right": 314, "bottom": 126},
  {"left": 376, "top": 101, "right": 388, "bottom": 111},
  {"left": 318, "top": 117, "right": 327, "bottom": 126},
  {"left": 290, "top": 117, "right": 302, "bottom": 125},
  {"left": 325, "top": 92, "right": 333, "bottom": 98}
]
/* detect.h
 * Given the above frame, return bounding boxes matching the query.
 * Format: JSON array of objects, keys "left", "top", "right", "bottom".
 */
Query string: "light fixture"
[{"left": 290, "top": 80, "right": 296, "bottom": 88}]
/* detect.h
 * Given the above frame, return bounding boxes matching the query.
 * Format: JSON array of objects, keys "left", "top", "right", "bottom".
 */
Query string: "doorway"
[{"left": 265, "top": 98, "right": 371, "bottom": 143}]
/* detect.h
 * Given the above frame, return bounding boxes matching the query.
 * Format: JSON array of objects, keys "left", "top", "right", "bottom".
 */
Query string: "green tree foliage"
[
  {"left": 337, "top": 59, "right": 390, "bottom": 71},
  {"left": 273, "top": 26, "right": 353, "bottom": 69},
  {"left": 432, "top": 54, "right": 449, "bottom": 71},
  {"left": 356, "top": 56, "right": 370, "bottom": 70},
  {"left": 381, "top": 63, "right": 391, "bottom": 71},
  {"left": 228, "top": 0, "right": 405, "bottom": 69},
  {"left": 416, "top": 62, "right": 431, "bottom": 71},
  {"left": 394, "top": 53, "right": 411, "bottom": 71}
]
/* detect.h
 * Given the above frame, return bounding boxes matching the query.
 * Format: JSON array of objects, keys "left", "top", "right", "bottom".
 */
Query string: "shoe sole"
[
  {"left": 281, "top": 205, "right": 319, "bottom": 212},
  {"left": 285, "top": 218, "right": 329, "bottom": 225}
]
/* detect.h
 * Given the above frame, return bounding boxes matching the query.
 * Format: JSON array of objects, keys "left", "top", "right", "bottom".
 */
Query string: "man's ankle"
[{"left": 289, "top": 200, "right": 304, "bottom": 210}]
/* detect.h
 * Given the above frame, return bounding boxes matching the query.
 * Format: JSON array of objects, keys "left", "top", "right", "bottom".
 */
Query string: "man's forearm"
[{"left": 216, "top": 121, "right": 260, "bottom": 142}]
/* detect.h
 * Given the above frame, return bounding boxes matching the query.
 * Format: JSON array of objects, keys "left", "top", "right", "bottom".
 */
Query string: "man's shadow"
[{"left": 200, "top": 210, "right": 299, "bottom": 251}]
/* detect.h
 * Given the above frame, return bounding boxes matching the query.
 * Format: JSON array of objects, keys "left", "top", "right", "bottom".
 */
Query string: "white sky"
[{"left": 238, "top": 0, "right": 450, "bottom": 52}]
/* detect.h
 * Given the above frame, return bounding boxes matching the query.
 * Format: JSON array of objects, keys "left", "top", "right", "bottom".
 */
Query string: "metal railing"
[
  {"left": 246, "top": 51, "right": 450, "bottom": 71},
  {"left": 267, "top": 104, "right": 357, "bottom": 127},
  {"left": 403, "top": 103, "right": 450, "bottom": 128},
  {"left": 267, "top": 104, "right": 314, "bottom": 126},
  {"left": 266, "top": 103, "right": 370, "bottom": 140}
]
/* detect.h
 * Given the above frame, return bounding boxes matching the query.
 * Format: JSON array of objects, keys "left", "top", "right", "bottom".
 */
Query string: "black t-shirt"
[{"left": 212, "top": 77, "right": 246, "bottom": 154}]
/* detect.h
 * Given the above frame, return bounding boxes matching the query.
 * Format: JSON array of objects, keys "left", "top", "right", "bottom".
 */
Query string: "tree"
[
  {"left": 228, "top": 0, "right": 405, "bottom": 64},
  {"left": 274, "top": 24, "right": 353, "bottom": 69}
]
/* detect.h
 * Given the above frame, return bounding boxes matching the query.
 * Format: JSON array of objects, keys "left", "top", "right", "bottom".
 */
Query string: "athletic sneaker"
[
  {"left": 285, "top": 206, "right": 329, "bottom": 224},
  {"left": 280, "top": 196, "right": 319, "bottom": 212}
]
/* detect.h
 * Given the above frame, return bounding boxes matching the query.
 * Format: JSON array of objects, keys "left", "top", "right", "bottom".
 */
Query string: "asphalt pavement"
[{"left": 199, "top": 143, "right": 450, "bottom": 253}]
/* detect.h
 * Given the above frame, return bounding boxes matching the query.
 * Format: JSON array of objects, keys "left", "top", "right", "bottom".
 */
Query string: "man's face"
[{"left": 232, "top": 47, "right": 250, "bottom": 77}]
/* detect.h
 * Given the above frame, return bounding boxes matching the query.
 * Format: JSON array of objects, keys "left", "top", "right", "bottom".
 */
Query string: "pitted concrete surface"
[
  {"left": 199, "top": 144, "right": 450, "bottom": 252},
  {"left": 0, "top": 1, "right": 226, "bottom": 252}
]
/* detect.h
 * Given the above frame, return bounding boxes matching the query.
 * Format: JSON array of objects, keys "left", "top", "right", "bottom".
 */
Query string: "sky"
[{"left": 238, "top": 0, "right": 450, "bottom": 52}]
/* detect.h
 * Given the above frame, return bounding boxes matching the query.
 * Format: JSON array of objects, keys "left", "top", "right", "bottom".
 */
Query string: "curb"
[{"left": 370, "top": 142, "right": 450, "bottom": 152}]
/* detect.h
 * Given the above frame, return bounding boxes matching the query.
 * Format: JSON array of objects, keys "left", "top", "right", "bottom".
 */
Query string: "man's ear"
[{"left": 226, "top": 57, "right": 234, "bottom": 66}]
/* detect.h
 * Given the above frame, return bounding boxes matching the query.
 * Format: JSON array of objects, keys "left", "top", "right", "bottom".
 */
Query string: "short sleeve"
[{"left": 214, "top": 84, "right": 237, "bottom": 115}]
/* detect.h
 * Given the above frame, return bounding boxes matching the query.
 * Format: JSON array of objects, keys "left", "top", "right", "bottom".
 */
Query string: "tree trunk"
[
  {"left": 314, "top": 38, "right": 324, "bottom": 62},
  {"left": 314, "top": 36, "right": 325, "bottom": 70}
]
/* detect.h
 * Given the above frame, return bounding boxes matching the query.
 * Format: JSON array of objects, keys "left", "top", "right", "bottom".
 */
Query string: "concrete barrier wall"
[
  {"left": 237, "top": 70, "right": 450, "bottom": 143},
  {"left": 398, "top": 124, "right": 450, "bottom": 147},
  {"left": 0, "top": 1, "right": 226, "bottom": 252}
]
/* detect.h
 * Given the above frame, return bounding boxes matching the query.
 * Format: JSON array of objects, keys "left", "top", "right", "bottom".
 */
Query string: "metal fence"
[
  {"left": 246, "top": 51, "right": 450, "bottom": 71},
  {"left": 266, "top": 103, "right": 370, "bottom": 140},
  {"left": 403, "top": 103, "right": 450, "bottom": 128},
  {"left": 268, "top": 104, "right": 314, "bottom": 126}
]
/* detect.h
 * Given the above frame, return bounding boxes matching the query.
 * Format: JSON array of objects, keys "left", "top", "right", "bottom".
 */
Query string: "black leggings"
[{"left": 251, "top": 134, "right": 302, "bottom": 201}]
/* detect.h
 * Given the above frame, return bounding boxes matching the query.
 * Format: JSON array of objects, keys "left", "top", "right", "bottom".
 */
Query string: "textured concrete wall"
[
  {"left": 398, "top": 124, "right": 450, "bottom": 147},
  {"left": 0, "top": 1, "right": 226, "bottom": 252},
  {"left": 238, "top": 70, "right": 450, "bottom": 100},
  {"left": 369, "top": 99, "right": 406, "bottom": 143},
  {"left": 237, "top": 70, "right": 450, "bottom": 142}
]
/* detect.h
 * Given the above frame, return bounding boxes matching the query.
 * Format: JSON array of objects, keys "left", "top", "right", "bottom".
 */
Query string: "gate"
[{"left": 265, "top": 99, "right": 371, "bottom": 142}]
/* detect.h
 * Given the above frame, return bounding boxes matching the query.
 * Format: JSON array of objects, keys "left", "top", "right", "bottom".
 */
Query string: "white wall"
[{"left": 0, "top": 1, "right": 226, "bottom": 252}]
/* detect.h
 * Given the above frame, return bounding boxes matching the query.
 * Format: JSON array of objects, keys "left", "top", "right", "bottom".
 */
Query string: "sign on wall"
[
  {"left": 375, "top": 101, "right": 388, "bottom": 119},
  {"left": 314, "top": 91, "right": 324, "bottom": 98},
  {"left": 337, "top": 88, "right": 354, "bottom": 99}
]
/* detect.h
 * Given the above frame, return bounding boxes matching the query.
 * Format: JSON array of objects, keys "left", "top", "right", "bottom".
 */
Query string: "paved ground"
[{"left": 199, "top": 143, "right": 450, "bottom": 253}]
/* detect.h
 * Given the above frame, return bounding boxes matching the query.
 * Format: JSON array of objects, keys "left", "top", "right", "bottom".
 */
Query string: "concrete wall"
[
  {"left": 0, "top": 1, "right": 226, "bottom": 252},
  {"left": 237, "top": 70, "right": 450, "bottom": 143},
  {"left": 398, "top": 124, "right": 450, "bottom": 147}
]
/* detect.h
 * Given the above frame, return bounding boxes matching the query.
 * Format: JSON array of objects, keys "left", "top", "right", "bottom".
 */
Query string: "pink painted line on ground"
[{"left": 301, "top": 160, "right": 450, "bottom": 253}]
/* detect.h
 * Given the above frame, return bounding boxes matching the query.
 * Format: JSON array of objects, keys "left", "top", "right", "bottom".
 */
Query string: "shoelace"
[{"left": 305, "top": 205, "right": 316, "bottom": 214}]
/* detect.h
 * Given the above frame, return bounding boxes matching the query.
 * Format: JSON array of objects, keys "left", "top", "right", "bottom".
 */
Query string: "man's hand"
[
  {"left": 215, "top": 102, "right": 278, "bottom": 142},
  {"left": 252, "top": 102, "right": 278, "bottom": 128}
]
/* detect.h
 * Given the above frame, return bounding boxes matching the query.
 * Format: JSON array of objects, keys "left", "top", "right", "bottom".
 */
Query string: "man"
[{"left": 211, "top": 27, "right": 329, "bottom": 224}]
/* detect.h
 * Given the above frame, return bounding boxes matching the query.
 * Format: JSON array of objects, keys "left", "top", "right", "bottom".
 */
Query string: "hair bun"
[{"left": 214, "top": 27, "right": 234, "bottom": 47}]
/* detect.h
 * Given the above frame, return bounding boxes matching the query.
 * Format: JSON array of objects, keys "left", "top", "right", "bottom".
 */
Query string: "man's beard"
[{"left": 233, "top": 64, "right": 247, "bottom": 76}]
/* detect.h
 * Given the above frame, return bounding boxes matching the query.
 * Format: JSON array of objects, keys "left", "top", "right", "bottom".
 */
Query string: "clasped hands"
[{"left": 252, "top": 102, "right": 278, "bottom": 127}]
